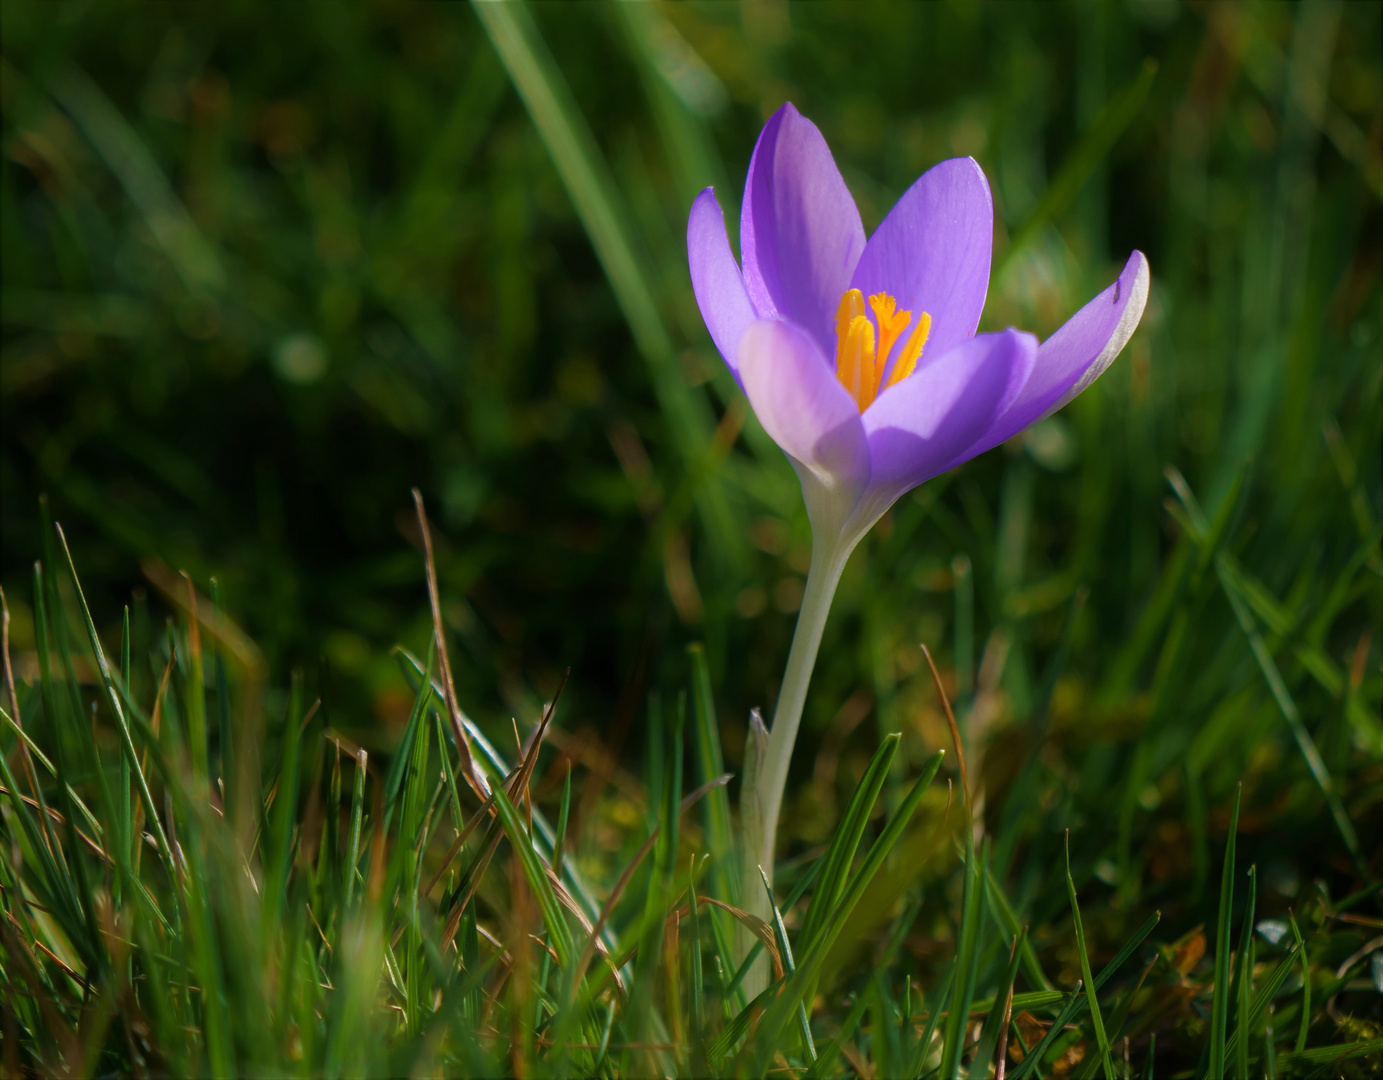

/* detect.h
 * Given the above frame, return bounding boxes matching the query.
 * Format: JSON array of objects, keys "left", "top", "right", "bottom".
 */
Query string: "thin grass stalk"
[{"left": 1208, "top": 784, "right": 1243, "bottom": 1080}]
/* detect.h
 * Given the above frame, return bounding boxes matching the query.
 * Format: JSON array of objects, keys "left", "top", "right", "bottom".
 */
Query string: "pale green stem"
[{"left": 739, "top": 536, "right": 851, "bottom": 993}]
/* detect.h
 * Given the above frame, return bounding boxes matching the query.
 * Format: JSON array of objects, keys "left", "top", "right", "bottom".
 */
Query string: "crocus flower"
[
  {"left": 686, "top": 102, "right": 1149, "bottom": 939},
  {"left": 690, "top": 102, "right": 1148, "bottom": 558}
]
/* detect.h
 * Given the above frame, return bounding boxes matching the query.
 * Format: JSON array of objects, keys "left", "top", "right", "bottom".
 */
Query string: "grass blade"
[
  {"left": 1216, "top": 561, "right": 1360, "bottom": 864},
  {"left": 974, "top": 929, "right": 1027, "bottom": 1078},
  {"left": 1232, "top": 865, "right": 1257, "bottom": 1080},
  {"left": 1288, "top": 914, "right": 1309, "bottom": 1054},
  {"left": 755, "top": 749, "right": 945, "bottom": 1071},
  {"left": 1208, "top": 783, "right": 1242, "bottom": 1080},
  {"left": 758, "top": 864, "right": 816, "bottom": 1064},
  {"left": 941, "top": 834, "right": 989, "bottom": 1080},
  {"left": 1008, "top": 910, "right": 1161, "bottom": 1080},
  {"left": 1065, "top": 832, "right": 1114, "bottom": 1080},
  {"left": 491, "top": 783, "right": 574, "bottom": 968},
  {"left": 799, "top": 733, "right": 900, "bottom": 954},
  {"left": 344, "top": 748, "right": 367, "bottom": 907},
  {"left": 688, "top": 642, "right": 734, "bottom": 903}
]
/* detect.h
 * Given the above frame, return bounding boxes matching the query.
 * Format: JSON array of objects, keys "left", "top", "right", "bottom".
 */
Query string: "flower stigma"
[{"left": 832, "top": 288, "right": 931, "bottom": 412}]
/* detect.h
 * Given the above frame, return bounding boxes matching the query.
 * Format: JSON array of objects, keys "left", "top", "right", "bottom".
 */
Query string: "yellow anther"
[
  {"left": 835, "top": 289, "right": 865, "bottom": 362},
  {"left": 833, "top": 288, "right": 930, "bottom": 411},
  {"left": 868, "top": 293, "right": 913, "bottom": 371},
  {"left": 838, "top": 315, "right": 877, "bottom": 411},
  {"left": 883, "top": 310, "right": 931, "bottom": 391}
]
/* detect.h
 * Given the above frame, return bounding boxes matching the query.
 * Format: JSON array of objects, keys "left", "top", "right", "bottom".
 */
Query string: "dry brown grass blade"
[
  {"left": 0, "top": 786, "right": 109, "bottom": 863},
  {"left": 543, "top": 865, "right": 627, "bottom": 999},
  {"left": 432, "top": 672, "right": 570, "bottom": 949},
  {"left": 921, "top": 643, "right": 970, "bottom": 818},
  {"left": 692, "top": 897, "right": 784, "bottom": 981},
  {"left": 411, "top": 488, "right": 487, "bottom": 801}
]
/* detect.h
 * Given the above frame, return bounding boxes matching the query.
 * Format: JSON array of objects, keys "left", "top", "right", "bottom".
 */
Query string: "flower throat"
[{"left": 834, "top": 289, "right": 931, "bottom": 412}]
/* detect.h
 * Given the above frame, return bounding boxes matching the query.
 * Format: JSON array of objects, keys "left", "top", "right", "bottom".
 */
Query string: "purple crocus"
[
  {"left": 686, "top": 102, "right": 1149, "bottom": 948},
  {"left": 689, "top": 102, "right": 1148, "bottom": 557}
]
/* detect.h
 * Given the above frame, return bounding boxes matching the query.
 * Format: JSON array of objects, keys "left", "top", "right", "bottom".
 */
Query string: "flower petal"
[
  {"left": 738, "top": 319, "right": 869, "bottom": 500},
  {"left": 1041, "top": 250, "right": 1150, "bottom": 414},
  {"left": 862, "top": 328, "right": 1038, "bottom": 490},
  {"left": 849, "top": 157, "right": 993, "bottom": 369},
  {"left": 740, "top": 103, "right": 866, "bottom": 360},
  {"left": 947, "top": 250, "right": 1150, "bottom": 463},
  {"left": 688, "top": 187, "right": 756, "bottom": 385}
]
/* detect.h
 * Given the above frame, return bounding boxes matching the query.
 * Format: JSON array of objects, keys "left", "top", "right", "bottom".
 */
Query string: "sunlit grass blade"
[
  {"left": 758, "top": 864, "right": 816, "bottom": 1064},
  {"left": 491, "top": 783, "right": 574, "bottom": 969},
  {"left": 799, "top": 733, "right": 900, "bottom": 955},
  {"left": 1065, "top": 832, "right": 1114, "bottom": 1080}
]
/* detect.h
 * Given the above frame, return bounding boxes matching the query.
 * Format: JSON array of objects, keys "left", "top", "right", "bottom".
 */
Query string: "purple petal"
[
  {"left": 850, "top": 157, "right": 993, "bottom": 370},
  {"left": 688, "top": 187, "right": 756, "bottom": 386},
  {"left": 862, "top": 328, "right": 1038, "bottom": 490},
  {"left": 737, "top": 319, "right": 869, "bottom": 494},
  {"left": 950, "top": 250, "right": 1150, "bottom": 462},
  {"left": 740, "top": 103, "right": 866, "bottom": 360}
]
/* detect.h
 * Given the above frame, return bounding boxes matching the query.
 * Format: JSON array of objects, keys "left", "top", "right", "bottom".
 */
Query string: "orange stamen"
[
  {"left": 869, "top": 293, "right": 913, "bottom": 371},
  {"left": 835, "top": 289, "right": 865, "bottom": 365},
  {"left": 883, "top": 311, "right": 931, "bottom": 391},
  {"left": 840, "top": 315, "right": 876, "bottom": 411},
  {"left": 833, "top": 288, "right": 932, "bottom": 412}
]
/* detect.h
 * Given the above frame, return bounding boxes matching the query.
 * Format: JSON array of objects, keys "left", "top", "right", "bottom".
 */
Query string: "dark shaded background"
[{"left": 2, "top": 0, "right": 1379, "bottom": 880}]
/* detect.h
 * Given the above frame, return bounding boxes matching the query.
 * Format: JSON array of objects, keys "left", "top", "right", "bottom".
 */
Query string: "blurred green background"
[{"left": 2, "top": 0, "right": 1379, "bottom": 882}]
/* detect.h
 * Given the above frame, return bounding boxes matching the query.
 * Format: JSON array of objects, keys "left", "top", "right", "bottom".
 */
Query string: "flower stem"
[{"left": 739, "top": 539, "right": 850, "bottom": 988}]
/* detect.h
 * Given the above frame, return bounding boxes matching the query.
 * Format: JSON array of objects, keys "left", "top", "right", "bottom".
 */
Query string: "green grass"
[{"left": 1, "top": 0, "right": 1381, "bottom": 1076}]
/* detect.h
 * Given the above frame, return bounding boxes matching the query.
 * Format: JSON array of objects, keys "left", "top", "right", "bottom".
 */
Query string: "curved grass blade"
[{"left": 1065, "top": 832, "right": 1114, "bottom": 1080}]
